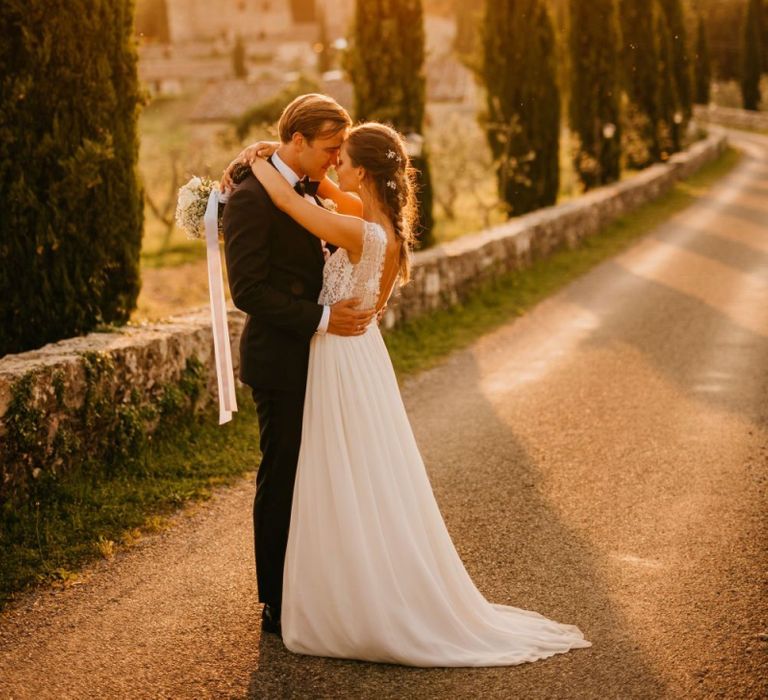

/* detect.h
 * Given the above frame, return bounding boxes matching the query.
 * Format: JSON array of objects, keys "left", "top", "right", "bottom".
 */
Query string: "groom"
[{"left": 222, "top": 94, "right": 374, "bottom": 635}]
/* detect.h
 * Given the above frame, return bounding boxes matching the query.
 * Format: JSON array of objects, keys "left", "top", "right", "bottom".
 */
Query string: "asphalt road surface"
[{"left": 1, "top": 130, "right": 766, "bottom": 699}]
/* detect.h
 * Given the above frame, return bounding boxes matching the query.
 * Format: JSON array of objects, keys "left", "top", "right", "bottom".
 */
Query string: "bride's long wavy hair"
[{"left": 344, "top": 122, "right": 418, "bottom": 284}]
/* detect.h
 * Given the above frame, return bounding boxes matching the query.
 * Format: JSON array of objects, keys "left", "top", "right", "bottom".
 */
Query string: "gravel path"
[{"left": 2, "top": 130, "right": 766, "bottom": 699}]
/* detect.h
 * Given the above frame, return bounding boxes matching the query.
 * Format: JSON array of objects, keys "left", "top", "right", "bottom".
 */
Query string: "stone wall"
[
  {"left": 0, "top": 131, "right": 727, "bottom": 497},
  {"left": 694, "top": 104, "right": 768, "bottom": 132}
]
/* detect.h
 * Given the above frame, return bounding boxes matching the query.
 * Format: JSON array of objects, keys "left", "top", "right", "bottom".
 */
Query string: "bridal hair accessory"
[
  {"left": 386, "top": 180, "right": 397, "bottom": 190},
  {"left": 386, "top": 149, "right": 403, "bottom": 163},
  {"left": 175, "top": 177, "right": 238, "bottom": 424}
]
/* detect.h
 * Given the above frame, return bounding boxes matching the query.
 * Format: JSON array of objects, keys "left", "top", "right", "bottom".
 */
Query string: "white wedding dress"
[{"left": 281, "top": 222, "right": 591, "bottom": 666}]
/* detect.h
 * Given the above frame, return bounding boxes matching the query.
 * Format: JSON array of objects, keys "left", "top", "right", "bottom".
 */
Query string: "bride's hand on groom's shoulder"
[{"left": 221, "top": 140, "right": 280, "bottom": 191}]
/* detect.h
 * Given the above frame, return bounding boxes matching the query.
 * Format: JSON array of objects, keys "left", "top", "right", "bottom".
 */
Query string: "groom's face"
[{"left": 297, "top": 126, "right": 347, "bottom": 181}]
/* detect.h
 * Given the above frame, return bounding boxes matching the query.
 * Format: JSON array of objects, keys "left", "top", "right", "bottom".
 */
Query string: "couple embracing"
[{"left": 221, "top": 93, "right": 591, "bottom": 666}]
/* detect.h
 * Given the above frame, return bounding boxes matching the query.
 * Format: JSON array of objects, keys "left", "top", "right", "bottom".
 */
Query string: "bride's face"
[{"left": 335, "top": 142, "right": 363, "bottom": 192}]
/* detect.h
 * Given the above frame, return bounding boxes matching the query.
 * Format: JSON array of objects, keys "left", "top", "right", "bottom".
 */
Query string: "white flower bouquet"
[{"left": 174, "top": 176, "right": 226, "bottom": 239}]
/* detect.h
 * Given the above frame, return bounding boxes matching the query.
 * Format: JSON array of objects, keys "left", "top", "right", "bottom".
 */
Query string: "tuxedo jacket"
[{"left": 223, "top": 167, "right": 325, "bottom": 392}]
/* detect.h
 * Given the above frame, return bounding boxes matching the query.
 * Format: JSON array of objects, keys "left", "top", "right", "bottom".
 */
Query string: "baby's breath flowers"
[{"left": 175, "top": 176, "right": 224, "bottom": 239}]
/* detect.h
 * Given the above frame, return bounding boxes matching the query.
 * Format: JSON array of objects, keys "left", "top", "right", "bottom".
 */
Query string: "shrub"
[
  {"left": 741, "top": 0, "right": 764, "bottom": 110},
  {"left": 568, "top": 0, "right": 622, "bottom": 189},
  {"left": 618, "top": 0, "right": 661, "bottom": 168},
  {"left": 0, "top": 1, "right": 144, "bottom": 356},
  {"left": 694, "top": 14, "right": 712, "bottom": 105},
  {"left": 657, "top": 0, "right": 693, "bottom": 131},
  {"left": 346, "top": 0, "right": 435, "bottom": 246},
  {"left": 482, "top": 0, "right": 560, "bottom": 212}
]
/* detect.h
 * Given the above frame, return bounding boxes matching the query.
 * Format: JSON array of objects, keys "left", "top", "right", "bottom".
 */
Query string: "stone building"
[
  {"left": 163, "top": 0, "right": 354, "bottom": 44},
  {"left": 165, "top": 0, "right": 293, "bottom": 43}
]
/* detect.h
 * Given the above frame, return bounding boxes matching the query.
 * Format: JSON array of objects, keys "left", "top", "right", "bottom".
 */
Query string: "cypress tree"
[
  {"left": 655, "top": 3, "right": 681, "bottom": 158},
  {"left": 454, "top": 0, "right": 483, "bottom": 72},
  {"left": 618, "top": 0, "right": 661, "bottom": 168},
  {"left": 346, "top": 0, "right": 434, "bottom": 247},
  {"left": 742, "top": 0, "right": 763, "bottom": 110},
  {"left": 763, "top": 0, "right": 768, "bottom": 73},
  {"left": 481, "top": 0, "right": 560, "bottom": 214},
  {"left": 568, "top": 0, "right": 622, "bottom": 189},
  {"left": 316, "top": 7, "right": 332, "bottom": 74},
  {"left": 657, "top": 0, "right": 692, "bottom": 128},
  {"left": 699, "top": 0, "right": 745, "bottom": 82},
  {"left": 135, "top": 0, "right": 169, "bottom": 43},
  {"left": 232, "top": 35, "right": 247, "bottom": 79},
  {"left": 694, "top": 14, "right": 712, "bottom": 105},
  {"left": 0, "top": 0, "right": 144, "bottom": 356}
]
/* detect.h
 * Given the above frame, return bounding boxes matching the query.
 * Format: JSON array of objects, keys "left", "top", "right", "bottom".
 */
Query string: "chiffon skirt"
[{"left": 281, "top": 323, "right": 591, "bottom": 667}]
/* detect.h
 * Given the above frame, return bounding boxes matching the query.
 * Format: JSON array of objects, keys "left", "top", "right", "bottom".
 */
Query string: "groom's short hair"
[{"left": 278, "top": 93, "right": 351, "bottom": 144}]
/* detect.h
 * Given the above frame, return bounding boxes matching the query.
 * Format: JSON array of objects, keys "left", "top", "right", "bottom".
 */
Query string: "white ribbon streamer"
[{"left": 204, "top": 188, "right": 237, "bottom": 424}]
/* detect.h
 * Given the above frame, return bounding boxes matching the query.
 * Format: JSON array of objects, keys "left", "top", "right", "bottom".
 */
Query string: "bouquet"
[
  {"left": 174, "top": 176, "right": 226, "bottom": 240},
  {"left": 174, "top": 174, "right": 238, "bottom": 424}
]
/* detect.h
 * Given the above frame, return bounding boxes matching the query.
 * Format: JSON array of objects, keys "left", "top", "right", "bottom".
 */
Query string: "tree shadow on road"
[
  {"left": 715, "top": 182, "right": 768, "bottom": 199},
  {"left": 651, "top": 222, "right": 768, "bottom": 275},
  {"left": 691, "top": 198, "right": 768, "bottom": 229},
  {"left": 562, "top": 260, "right": 768, "bottom": 426},
  {"left": 246, "top": 354, "right": 667, "bottom": 699}
]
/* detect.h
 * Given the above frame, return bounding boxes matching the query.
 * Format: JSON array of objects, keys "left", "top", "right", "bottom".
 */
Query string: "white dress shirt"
[{"left": 271, "top": 151, "right": 330, "bottom": 334}]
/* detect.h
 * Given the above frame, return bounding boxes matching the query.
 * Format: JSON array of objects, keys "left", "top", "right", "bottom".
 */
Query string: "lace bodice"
[{"left": 318, "top": 221, "right": 388, "bottom": 310}]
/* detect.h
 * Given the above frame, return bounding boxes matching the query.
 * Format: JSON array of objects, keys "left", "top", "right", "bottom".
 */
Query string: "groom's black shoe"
[{"left": 261, "top": 604, "right": 282, "bottom": 635}]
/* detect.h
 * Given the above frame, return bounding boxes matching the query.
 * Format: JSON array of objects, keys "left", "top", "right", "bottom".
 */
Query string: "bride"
[{"left": 242, "top": 122, "right": 591, "bottom": 667}]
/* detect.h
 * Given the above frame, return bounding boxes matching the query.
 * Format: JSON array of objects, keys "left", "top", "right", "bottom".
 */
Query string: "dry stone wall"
[{"left": 694, "top": 105, "right": 768, "bottom": 133}]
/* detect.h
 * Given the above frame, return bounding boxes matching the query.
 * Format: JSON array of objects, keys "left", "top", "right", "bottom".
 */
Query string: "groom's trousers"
[{"left": 251, "top": 386, "right": 306, "bottom": 613}]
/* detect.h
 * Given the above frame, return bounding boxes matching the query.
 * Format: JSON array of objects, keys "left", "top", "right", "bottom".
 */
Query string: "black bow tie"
[{"left": 294, "top": 176, "right": 320, "bottom": 197}]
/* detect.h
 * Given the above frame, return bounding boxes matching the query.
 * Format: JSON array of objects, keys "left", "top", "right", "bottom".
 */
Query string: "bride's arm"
[
  {"left": 251, "top": 158, "right": 364, "bottom": 256},
  {"left": 221, "top": 140, "right": 279, "bottom": 190},
  {"left": 317, "top": 177, "right": 364, "bottom": 217}
]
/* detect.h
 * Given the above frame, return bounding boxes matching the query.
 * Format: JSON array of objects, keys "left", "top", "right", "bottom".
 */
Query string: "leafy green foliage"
[
  {"left": 346, "top": 0, "right": 435, "bottom": 246},
  {"left": 316, "top": 7, "right": 333, "bottom": 74},
  {"left": 0, "top": 1, "right": 144, "bottom": 355},
  {"left": 232, "top": 35, "right": 247, "bottom": 79},
  {"left": 134, "top": 0, "right": 170, "bottom": 43},
  {"left": 1, "top": 384, "right": 259, "bottom": 609},
  {"left": 741, "top": 0, "right": 764, "bottom": 110},
  {"left": 655, "top": 5, "right": 682, "bottom": 157},
  {"left": 568, "top": 0, "right": 622, "bottom": 189},
  {"left": 694, "top": 14, "right": 712, "bottom": 105},
  {"left": 697, "top": 0, "right": 745, "bottom": 82},
  {"left": 482, "top": 0, "right": 560, "bottom": 212},
  {"left": 0, "top": 352, "right": 211, "bottom": 606},
  {"left": 619, "top": 0, "right": 661, "bottom": 168},
  {"left": 0, "top": 354, "right": 207, "bottom": 505},
  {"left": 657, "top": 0, "right": 693, "bottom": 129}
]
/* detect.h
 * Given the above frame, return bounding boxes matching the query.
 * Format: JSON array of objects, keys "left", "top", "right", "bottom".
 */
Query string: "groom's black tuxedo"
[
  {"left": 223, "top": 166, "right": 325, "bottom": 390},
  {"left": 222, "top": 161, "right": 325, "bottom": 614}
]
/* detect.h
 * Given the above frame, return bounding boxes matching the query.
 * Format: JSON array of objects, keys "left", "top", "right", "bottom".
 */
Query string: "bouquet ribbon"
[{"left": 204, "top": 188, "right": 237, "bottom": 424}]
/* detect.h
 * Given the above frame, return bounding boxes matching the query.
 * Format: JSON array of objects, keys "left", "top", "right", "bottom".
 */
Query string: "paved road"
[{"left": 1, "top": 130, "right": 766, "bottom": 699}]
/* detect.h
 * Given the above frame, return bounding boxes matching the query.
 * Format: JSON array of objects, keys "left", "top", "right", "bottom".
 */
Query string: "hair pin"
[{"left": 386, "top": 180, "right": 397, "bottom": 190}]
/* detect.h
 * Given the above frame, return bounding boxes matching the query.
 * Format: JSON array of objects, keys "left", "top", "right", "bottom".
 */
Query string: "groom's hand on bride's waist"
[{"left": 327, "top": 299, "right": 375, "bottom": 336}]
